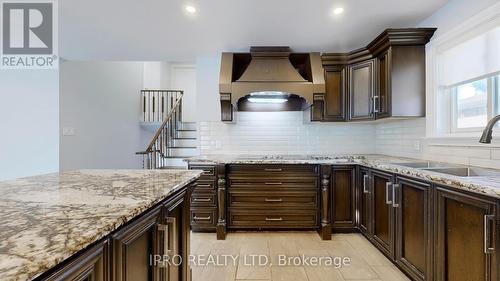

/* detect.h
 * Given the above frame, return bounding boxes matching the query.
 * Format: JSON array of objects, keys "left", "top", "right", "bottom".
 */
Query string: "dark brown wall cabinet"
[
  {"left": 316, "top": 28, "right": 435, "bottom": 122},
  {"left": 312, "top": 65, "right": 347, "bottom": 121},
  {"left": 348, "top": 59, "right": 376, "bottom": 121},
  {"left": 434, "top": 186, "right": 498, "bottom": 281}
]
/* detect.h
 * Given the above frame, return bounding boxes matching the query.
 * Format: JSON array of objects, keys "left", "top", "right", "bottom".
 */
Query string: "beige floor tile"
[
  {"left": 371, "top": 266, "right": 411, "bottom": 281},
  {"left": 271, "top": 266, "right": 309, "bottom": 281},
  {"left": 343, "top": 235, "right": 392, "bottom": 266},
  {"left": 190, "top": 232, "right": 406, "bottom": 281}
]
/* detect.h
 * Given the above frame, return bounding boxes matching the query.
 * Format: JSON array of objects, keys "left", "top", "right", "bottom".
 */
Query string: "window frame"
[{"left": 449, "top": 74, "right": 498, "bottom": 133}]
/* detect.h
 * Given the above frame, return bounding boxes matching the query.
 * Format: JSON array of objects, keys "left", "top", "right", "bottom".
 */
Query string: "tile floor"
[{"left": 190, "top": 231, "right": 410, "bottom": 281}]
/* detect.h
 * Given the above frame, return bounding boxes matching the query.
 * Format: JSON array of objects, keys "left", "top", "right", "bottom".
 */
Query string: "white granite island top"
[
  {"left": 185, "top": 154, "right": 500, "bottom": 199},
  {"left": 0, "top": 169, "right": 202, "bottom": 281}
]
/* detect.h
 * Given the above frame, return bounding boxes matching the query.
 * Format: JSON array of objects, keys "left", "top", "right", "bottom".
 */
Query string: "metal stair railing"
[{"left": 136, "top": 90, "right": 183, "bottom": 169}]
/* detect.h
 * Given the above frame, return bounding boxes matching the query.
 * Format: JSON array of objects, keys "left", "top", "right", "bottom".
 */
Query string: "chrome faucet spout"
[{"left": 480, "top": 114, "right": 500, "bottom": 143}]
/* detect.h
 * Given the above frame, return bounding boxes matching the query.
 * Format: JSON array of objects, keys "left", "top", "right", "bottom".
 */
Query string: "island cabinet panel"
[
  {"left": 331, "top": 166, "right": 356, "bottom": 231},
  {"left": 111, "top": 205, "right": 162, "bottom": 281},
  {"left": 110, "top": 188, "right": 189, "bottom": 281},
  {"left": 188, "top": 164, "right": 218, "bottom": 232},
  {"left": 227, "top": 164, "right": 320, "bottom": 231},
  {"left": 42, "top": 240, "right": 109, "bottom": 281},
  {"left": 370, "top": 170, "right": 395, "bottom": 259},
  {"left": 394, "top": 176, "right": 432, "bottom": 281},
  {"left": 434, "top": 186, "right": 498, "bottom": 281},
  {"left": 348, "top": 59, "right": 376, "bottom": 121}
]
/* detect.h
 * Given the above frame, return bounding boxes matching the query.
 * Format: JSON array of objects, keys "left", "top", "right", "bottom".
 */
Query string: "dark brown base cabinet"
[
  {"left": 331, "top": 166, "right": 356, "bottom": 232},
  {"left": 395, "top": 176, "right": 432, "bottom": 281},
  {"left": 187, "top": 163, "right": 499, "bottom": 281},
  {"left": 40, "top": 185, "right": 193, "bottom": 281},
  {"left": 434, "top": 185, "right": 498, "bottom": 281}
]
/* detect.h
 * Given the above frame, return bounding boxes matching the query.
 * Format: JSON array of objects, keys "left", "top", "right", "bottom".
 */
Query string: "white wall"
[
  {"left": 59, "top": 61, "right": 149, "bottom": 170},
  {"left": 170, "top": 64, "right": 197, "bottom": 122},
  {"left": 200, "top": 112, "right": 375, "bottom": 155},
  {"left": 196, "top": 57, "right": 221, "bottom": 122},
  {"left": 0, "top": 70, "right": 59, "bottom": 180}
]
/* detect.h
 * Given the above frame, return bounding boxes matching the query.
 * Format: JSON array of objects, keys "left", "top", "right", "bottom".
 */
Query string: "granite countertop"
[
  {"left": 0, "top": 169, "right": 202, "bottom": 281},
  {"left": 185, "top": 154, "right": 500, "bottom": 199}
]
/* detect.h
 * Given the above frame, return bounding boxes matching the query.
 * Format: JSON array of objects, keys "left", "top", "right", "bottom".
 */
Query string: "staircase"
[{"left": 137, "top": 90, "right": 198, "bottom": 169}]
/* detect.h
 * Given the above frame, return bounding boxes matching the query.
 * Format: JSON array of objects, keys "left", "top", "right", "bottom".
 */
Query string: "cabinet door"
[
  {"left": 323, "top": 66, "right": 346, "bottom": 121},
  {"left": 331, "top": 166, "right": 356, "bottom": 231},
  {"left": 348, "top": 59, "right": 375, "bottom": 121},
  {"left": 370, "top": 170, "right": 395, "bottom": 258},
  {"left": 435, "top": 186, "right": 498, "bottom": 281},
  {"left": 357, "top": 167, "right": 372, "bottom": 236},
  {"left": 112, "top": 206, "right": 161, "bottom": 281},
  {"left": 376, "top": 50, "right": 391, "bottom": 119},
  {"left": 395, "top": 176, "right": 432, "bottom": 281}
]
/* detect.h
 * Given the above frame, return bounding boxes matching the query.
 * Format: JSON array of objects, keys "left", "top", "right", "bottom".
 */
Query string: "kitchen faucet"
[{"left": 479, "top": 114, "right": 500, "bottom": 143}]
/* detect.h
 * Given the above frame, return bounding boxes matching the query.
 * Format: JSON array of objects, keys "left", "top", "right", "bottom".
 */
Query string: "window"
[{"left": 450, "top": 74, "right": 500, "bottom": 132}]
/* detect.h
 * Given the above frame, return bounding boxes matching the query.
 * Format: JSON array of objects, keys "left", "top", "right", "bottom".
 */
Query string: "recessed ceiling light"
[
  {"left": 333, "top": 7, "right": 344, "bottom": 15},
  {"left": 185, "top": 5, "right": 196, "bottom": 14}
]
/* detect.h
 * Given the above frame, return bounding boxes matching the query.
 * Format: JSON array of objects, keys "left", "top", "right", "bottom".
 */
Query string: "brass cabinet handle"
[
  {"left": 363, "top": 175, "right": 369, "bottom": 193},
  {"left": 265, "top": 198, "right": 283, "bottom": 202},
  {"left": 193, "top": 216, "right": 211, "bottom": 221},
  {"left": 265, "top": 182, "right": 282, "bottom": 185},
  {"left": 265, "top": 168, "right": 283, "bottom": 172},
  {"left": 484, "top": 214, "right": 496, "bottom": 254},
  {"left": 194, "top": 198, "right": 211, "bottom": 202},
  {"left": 392, "top": 184, "right": 400, "bottom": 208},
  {"left": 265, "top": 217, "right": 283, "bottom": 221},
  {"left": 385, "top": 182, "right": 393, "bottom": 205}
]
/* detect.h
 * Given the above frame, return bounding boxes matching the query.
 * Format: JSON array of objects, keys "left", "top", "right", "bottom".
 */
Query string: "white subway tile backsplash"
[{"left": 198, "top": 112, "right": 375, "bottom": 155}]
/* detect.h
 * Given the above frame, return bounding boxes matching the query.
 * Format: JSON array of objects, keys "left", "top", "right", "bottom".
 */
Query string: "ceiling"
[{"left": 59, "top": 0, "right": 448, "bottom": 61}]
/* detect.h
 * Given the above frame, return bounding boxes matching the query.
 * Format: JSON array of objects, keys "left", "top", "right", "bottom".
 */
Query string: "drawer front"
[
  {"left": 228, "top": 164, "right": 318, "bottom": 176},
  {"left": 228, "top": 191, "right": 318, "bottom": 209},
  {"left": 191, "top": 193, "right": 217, "bottom": 207},
  {"left": 193, "top": 180, "right": 216, "bottom": 192},
  {"left": 228, "top": 178, "right": 318, "bottom": 190},
  {"left": 229, "top": 211, "right": 318, "bottom": 228},
  {"left": 189, "top": 165, "right": 216, "bottom": 179},
  {"left": 190, "top": 208, "right": 217, "bottom": 227}
]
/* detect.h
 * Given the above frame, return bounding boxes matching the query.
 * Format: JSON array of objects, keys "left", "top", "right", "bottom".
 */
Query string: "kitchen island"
[{"left": 0, "top": 169, "right": 202, "bottom": 281}]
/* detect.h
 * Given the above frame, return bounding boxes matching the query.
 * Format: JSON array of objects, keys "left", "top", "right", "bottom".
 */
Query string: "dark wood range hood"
[{"left": 219, "top": 46, "right": 326, "bottom": 121}]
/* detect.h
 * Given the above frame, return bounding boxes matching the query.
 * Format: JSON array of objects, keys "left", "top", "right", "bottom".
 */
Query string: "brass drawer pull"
[
  {"left": 265, "top": 182, "right": 282, "bottom": 185},
  {"left": 265, "top": 217, "right": 283, "bottom": 221},
  {"left": 265, "top": 198, "right": 283, "bottom": 202},
  {"left": 193, "top": 216, "right": 211, "bottom": 221},
  {"left": 264, "top": 168, "right": 283, "bottom": 172},
  {"left": 194, "top": 198, "right": 211, "bottom": 202}
]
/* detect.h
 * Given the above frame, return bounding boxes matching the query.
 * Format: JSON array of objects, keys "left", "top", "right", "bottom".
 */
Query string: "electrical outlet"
[
  {"left": 62, "top": 127, "right": 76, "bottom": 136},
  {"left": 413, "top": 140, "right": 421, "bottom": 151}
]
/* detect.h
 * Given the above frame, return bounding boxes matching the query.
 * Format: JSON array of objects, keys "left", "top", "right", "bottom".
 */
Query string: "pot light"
[
  {"left": 185, "top": 5, "right": 196, "bottom": 14},
  {"left": 333, "top": 7, "right": 344, "bottom": 15}
]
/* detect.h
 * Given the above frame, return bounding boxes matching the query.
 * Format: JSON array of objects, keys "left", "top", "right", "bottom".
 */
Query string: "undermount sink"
[
  {"left": 422, "top": 167, "right": 500, "bottom": 177},
  {"left": 391, "top": 161, "right": 452, "bottom": 169}
]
